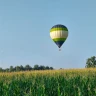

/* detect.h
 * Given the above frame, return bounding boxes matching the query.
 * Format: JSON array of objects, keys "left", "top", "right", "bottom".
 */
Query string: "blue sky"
[{"left": 0, "top": 0, "right": 96, "bottom": 69}]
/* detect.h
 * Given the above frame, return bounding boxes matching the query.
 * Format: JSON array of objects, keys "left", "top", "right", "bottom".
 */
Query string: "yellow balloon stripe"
[
  {"left": 50, "top": 27, "right": 68, "bottom": 32},
  {"left": 52, "top": 38, "right": 66, "bottom": 41}
]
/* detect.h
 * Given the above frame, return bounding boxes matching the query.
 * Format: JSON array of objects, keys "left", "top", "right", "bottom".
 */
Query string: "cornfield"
[{"left": 0, "top": 68, "right": 96, "bottom": 96}]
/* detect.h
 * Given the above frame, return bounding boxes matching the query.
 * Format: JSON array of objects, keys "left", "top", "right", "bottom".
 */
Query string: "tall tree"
[
  {"left": 49, "top": 67, "right": 53, "bottom": 70},
  {"left": 0, "top": 67, "right": 3, "bottom": 72},
  {"left": 20, "top": 65, "right": 24, "bottom": 71},
  {"left": 25, "top": 64, "right": 32, "bottom": 71},
  {"left": 34, "top": 64, "right": 39, "bottom": 70},
  {"left": 16, "top": 66, "right": 21, "bottom": 71},
  {"left": 9, "top": 66, "right": 14, "bottom": 72},
  {"left": 45, "top": 66, "right": 49, "bottom": 70},
  {"left": 39, "top": 65, "right": 45, "bottom": 70},
  {"left": 85, "top": 56, "right": 96, "bottom": 68}
]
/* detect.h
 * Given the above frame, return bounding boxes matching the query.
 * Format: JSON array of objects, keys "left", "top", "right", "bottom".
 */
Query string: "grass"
[{"left": 0, "top": 68, "right": 96, "bottom": 96}]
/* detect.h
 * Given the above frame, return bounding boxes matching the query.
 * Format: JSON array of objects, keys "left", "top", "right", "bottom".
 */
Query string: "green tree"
[
  {"left": 39, "top": 65, "right": 45, "bottom": 70},
  {"left": 85, "top": 56, "right": 96, "bottom": 68},
  {"left": 16, "top": 66, "right": 21, "bottom": 71},
  {"left": 6, "top": 68, "right": 9, "bottom": 72},
  {"left": 49, "top": 67, "right": 53, "bottom": 70},
  {"left": 9, "top": 66, "right": 14, "bottom": 72},
  {"left": 34, "top": 64, "right": 39, "bottom": 70},
  {"left": 20, "top": 65, "right": 24, "bottom": 71},
  {"left": 45, "top": 66, "right": 49, "bottom": 70},
  {"left": 0, "top": 67, "right": 3, "bottom": 72},
  {"left": 25, "top": 64, "right": 32, "bottom": 71}
]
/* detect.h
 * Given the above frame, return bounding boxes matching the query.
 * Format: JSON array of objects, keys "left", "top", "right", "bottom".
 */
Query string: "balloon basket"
[{"left": 59, "top": 48, "right": 61, "bottom": 51}]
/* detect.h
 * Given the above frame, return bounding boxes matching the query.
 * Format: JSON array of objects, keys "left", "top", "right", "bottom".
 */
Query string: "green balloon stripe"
[
  {"left": 50, "top": 27, "right": 68, "bottom": 32},
  {"left": 52, "top": 38, "right": 66, "bottom": 41}
]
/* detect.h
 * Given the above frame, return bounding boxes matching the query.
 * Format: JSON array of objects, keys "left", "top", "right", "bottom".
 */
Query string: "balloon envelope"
[{"left": 50, "top": 24, "right": 68, "bottom": 48}]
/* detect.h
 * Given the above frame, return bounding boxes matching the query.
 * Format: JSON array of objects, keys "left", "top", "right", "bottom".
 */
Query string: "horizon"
[{"left": 0, "top": 0, "right": 96, "bottom": 69}]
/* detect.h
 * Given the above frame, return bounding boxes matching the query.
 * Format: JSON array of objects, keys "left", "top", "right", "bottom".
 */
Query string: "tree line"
[
  {"left": 0, "top": 55, "right": 95, "bottom": 72},
  {"left": 0, "top": 64, "right": 54, "bottom": 72}
]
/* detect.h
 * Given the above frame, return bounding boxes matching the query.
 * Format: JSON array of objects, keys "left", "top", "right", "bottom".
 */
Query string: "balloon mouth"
[
  {"left": 54, "top": 41, "right": 64, "bottom": 48},
  {"left": 57, "top": 45, "right": 61, "bottom": 48}
]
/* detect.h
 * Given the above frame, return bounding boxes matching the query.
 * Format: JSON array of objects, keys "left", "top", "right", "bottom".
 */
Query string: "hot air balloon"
[{"left": 50, "top": 24, "right": 68, "bottom": 51}]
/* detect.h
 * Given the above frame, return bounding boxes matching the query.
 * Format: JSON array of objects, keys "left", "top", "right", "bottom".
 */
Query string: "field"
[{"left": 0, "top": 68, "right": 96, "bottom": 96}]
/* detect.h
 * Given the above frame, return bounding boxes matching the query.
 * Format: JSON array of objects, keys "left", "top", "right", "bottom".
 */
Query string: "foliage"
[
  {"left": 0, "top": 64, "right": 53, "bottom": 72},
  {"left": 0, "top": 69, "right": 96, "bottom": 95},
  {"left": 85, "top": 56, "right": 96, "bottom": 68}
]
